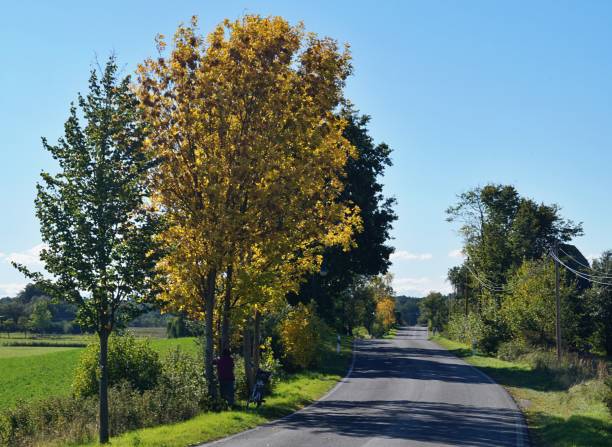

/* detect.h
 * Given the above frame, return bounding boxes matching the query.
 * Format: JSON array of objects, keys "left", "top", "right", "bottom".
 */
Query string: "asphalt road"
[{"left": 201, "top": 326, "right": 528, "bottom": 447}]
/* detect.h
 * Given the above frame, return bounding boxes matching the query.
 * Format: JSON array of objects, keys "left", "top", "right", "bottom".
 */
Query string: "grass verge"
[
  {"left": 73, "top": 335, "right": 353, "bottom": 447},
  {"left": 432, "top": 336, "right": 611, "bottom": 447},
  {"left": 382, "top": 327, "right": 398, "bottom": 339}
]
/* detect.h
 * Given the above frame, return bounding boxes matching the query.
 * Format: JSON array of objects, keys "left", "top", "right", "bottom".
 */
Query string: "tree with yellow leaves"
[
  {"left": 372, "top": 274, "right": 396, "bottom": 335},
  {"left": 136, "top": 15, "right": 360, "bottom": 396}
]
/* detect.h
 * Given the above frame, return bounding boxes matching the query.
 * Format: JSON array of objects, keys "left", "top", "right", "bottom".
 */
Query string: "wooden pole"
[{"left": 554, "top": 241, "right": 562, "bottom": 360}]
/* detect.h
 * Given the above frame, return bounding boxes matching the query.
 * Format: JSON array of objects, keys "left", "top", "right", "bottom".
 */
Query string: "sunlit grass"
[{"left": 433, "top": 336, "right": 611, "bottom": 447}]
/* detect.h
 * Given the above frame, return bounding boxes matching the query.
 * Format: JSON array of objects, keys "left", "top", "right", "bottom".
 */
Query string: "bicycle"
[{"left": 246, "top": 369, "right": 272, "bottom": 409}]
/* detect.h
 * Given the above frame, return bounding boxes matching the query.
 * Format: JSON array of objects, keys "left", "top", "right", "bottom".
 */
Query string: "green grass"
[
  {"left": 74, "top": 335, "right": 354, "bottom": 447},
  {"left": 383, "top": 327, "right": 398, "bottom": 339},
  {"left": 432, "top": 336, "right": 612, "bottom": 447},
  {"left": 0, "top": 336, "right": 197, "bottom": 410},
  {"left": 0, "top": 348, "right": 83, "bottom": 409},
  {"left": 0, "top": 345, "right": 80, "bottom": 358}
]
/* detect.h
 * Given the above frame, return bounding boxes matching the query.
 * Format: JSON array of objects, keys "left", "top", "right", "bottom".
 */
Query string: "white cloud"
[
  {"left": 0, "top": 283, "right": 27, "bottom": 297},
  {"left": 390, "top": 250, "right": 433, "bottom": 261},
  {"left": 3, "top": 244, "right": 47, "bottom": 269},
  {"left": 393, "top": 276, "right": 452, "bottom": 297},
  {"left": 448, "top": 249, "right": 465, "bottom": 259}
]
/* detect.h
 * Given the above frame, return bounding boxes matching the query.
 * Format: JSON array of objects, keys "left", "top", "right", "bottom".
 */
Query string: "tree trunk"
[
  {"left": 98, "top": 328, "right": 110, "bottom": 444},
  {"left": 221, "top": 265, "right": 233, "bottom": 352},
  {"left": 204, "top": 269, "right": 218, "bottom": 400},
  {"left": 252, "top": 309, "right": 262, "bottom": 374},
  {"left": 243, "top": 321, "right": 254, "bottom": 393}
]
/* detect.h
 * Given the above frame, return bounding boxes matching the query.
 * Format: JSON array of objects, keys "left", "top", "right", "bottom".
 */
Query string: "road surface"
[{"left": 201, "top": 326, "right": 528, "bottom": 447}]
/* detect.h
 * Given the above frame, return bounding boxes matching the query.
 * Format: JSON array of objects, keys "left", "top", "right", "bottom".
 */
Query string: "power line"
[
  {"left": 549, "top": 250, "right": 612, "bottom": 287},
  {"left": 558, "top": 247, "right": 612, "bottom": 279},
  {"left": 464, "top": 262, "right": 511, "bottom": 293}
]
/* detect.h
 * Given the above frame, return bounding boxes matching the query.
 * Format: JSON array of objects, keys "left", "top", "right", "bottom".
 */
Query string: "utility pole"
[
  {"left": 464, "top": 268, "right": 469, "bottom": 318},
  {"left": 554, "top": 241, "right": 562, "bottom": 360}
]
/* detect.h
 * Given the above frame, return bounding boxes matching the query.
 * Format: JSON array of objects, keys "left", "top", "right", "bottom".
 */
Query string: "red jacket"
[{"left": 215, "top": 355, "right": 234, "bottom": 382}]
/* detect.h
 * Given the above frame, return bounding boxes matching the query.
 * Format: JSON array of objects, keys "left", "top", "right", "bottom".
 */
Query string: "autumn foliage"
[
  {"left": 280, "top": 303, "right": 326, "bottom": 369},
  {"left": 136, "top": 15, "right": 361, "bottom": 392},
  {"left": 376, "top": 297, "right": 396, "bottom": 332}
]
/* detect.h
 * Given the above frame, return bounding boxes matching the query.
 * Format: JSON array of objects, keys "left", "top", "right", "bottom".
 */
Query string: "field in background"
[{"left": 0, "top": 331, "right": 196, "bottom": 410}]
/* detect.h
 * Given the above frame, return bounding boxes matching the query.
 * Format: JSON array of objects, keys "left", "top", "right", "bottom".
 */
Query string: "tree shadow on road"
[{"left": 277, "top": 399, "right": 522, "bottom": 447}]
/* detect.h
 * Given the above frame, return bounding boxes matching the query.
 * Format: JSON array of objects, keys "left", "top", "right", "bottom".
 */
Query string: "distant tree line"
[{"left": 0, "top": 284, "right": 79, "bottom": 335}]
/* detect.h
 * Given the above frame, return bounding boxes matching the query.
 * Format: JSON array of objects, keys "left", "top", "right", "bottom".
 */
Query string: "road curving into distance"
[{"left": 200, "top": 326, "right": 528, "bottom": 447}]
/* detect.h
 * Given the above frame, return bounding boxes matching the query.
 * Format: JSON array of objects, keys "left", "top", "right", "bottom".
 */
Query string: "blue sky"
[{"left": 1, "top": 0, "right": 612, "bottom": 297}]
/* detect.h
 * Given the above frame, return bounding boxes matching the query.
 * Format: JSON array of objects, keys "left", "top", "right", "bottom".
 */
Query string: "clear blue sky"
[{"left": 2, "top": 0, "right": 612, "bottom": 297}]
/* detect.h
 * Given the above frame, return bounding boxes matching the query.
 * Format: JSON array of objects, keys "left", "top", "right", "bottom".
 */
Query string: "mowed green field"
[{"left": 0, "top": 335, "right": 198, "bottom": 410}]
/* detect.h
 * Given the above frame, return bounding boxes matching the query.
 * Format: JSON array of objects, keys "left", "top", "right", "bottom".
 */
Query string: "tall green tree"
[
  {"left": 418, "top": 292, "right": 449, "bottom": 332},
  {"left": 28, "top": 300, "right": 52, "bottom": 334},
  {"left": 446, "top": 184, "right": 582, "bottom": 298},
  {"left": 291, "top": 109, "right": 397, "bottom": 327},
  {"left": 15, "top": 57, "right": 158, "bottom": 444},
  {"left": 501, "top": 259, "right": 576, "bottom": 347}
]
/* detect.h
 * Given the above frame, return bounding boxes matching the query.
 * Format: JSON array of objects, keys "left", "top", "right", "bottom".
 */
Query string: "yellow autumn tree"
[
  {"left": 372, "top": 274, "right": 396, "bottom": 335},
  {"left": 136, "top": 15, "right": 360, "bottom": 394},
  {"left": 280, "top": 302, "right": 326, "bottom": 369}
]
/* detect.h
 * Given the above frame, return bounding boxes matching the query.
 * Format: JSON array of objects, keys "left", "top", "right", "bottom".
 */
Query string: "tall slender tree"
[{"left": 16, "top": 58, "right": 158, "bottom": 444}]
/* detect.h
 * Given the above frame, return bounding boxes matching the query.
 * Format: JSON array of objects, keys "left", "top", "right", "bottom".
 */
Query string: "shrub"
[
  {"left": 605, "top": 377, "right": 612, "bottom": 414},
  {"left": 166, "top": 316, "right": 192, "bottom": 338},
  {"left": 352, "top": 326, "right": 371, "bottom": 339},
  {"left": 446, "top": 312, "right": 483, "bottom": 345},
  {"left": 72, "top": 334, "right": 162, "bottom": 398},
  {"left": 280, "top": 302, "right": 326, "bottom": 370},
  {"left": 0, "top": 395, "right": 97, "bottom": 447},
  {"left": 154, "top": 348, "right": 210, "bottom": 418},
  {"left": 497, "top": 339, "right": 530, "bottom": 361},
  {"left": 523, "top": 349, "right": 609, "bottom": 389}
]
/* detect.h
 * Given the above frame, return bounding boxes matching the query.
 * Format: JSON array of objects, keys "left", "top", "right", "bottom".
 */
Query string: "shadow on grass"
[
  {"left": 443, "top": 346, "right": 569, "bottom": 392},
  {"left": 530, "top": 412, "right": 612, "bottom": 447}
]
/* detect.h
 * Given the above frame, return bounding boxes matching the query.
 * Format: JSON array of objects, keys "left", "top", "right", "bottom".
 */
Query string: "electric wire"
[
  {"left": 549, "top": 250, "right": 612, "bottom": 287},
  {"left": 464, "top": 262, "right": 512, "bottom": 293},
  {"left": 558, "top": 247, "right": 612, "bottom": 279}
]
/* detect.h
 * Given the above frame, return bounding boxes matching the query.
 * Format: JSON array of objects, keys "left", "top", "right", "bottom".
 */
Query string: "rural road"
[{"left": 201, "top": 326, "right": 528, "bottom": 447}]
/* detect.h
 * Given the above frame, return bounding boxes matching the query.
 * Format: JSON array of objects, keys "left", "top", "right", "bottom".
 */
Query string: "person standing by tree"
[{"left": 214, "top": 348, "right": 235, "bottom": 407}]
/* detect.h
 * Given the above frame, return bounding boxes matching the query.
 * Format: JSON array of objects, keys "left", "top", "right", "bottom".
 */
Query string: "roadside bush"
[
  {"left": 497, "top": 339, "right": 530, "bottom": 361},
  {"left": 446, "top": 312, "right": 482, "bottom": 345},
  {"left": 352, "top": 326, "right": 371, "bottom": 339},
  {"left": 280, "top": 302, "right": 326, "bottom": 370},
  {"left": 0, "top": 395, "right": 97, "bottom": 447},
  {"left": 154, "top": 348, "right": 210, "bottom": 418},
  {"left": 371, "top": 321, "right": 385, "bottom": 338},
  {"left": 605, "top": 377, "right": 612, "bottom": 414},
  {"left": 72, "top": 334, "right": 162, "bottom": 398},
  {"left": 523, "top": 349, "right": 609, "bottom": 389},
  {"left": 476, "top": 323, "right": 506, "bottom": 354}
]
